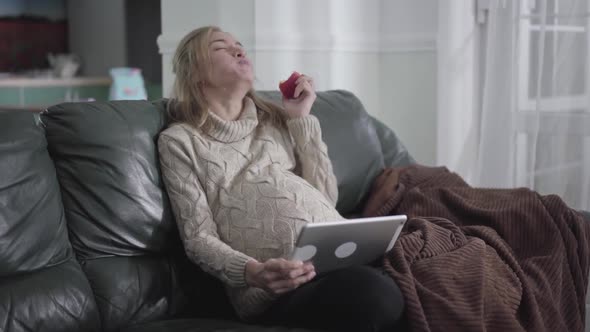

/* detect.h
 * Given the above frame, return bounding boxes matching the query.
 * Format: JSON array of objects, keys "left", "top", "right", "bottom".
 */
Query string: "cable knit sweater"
[{"left": 158, "top": 97, "right": 343, "bottom": 319}]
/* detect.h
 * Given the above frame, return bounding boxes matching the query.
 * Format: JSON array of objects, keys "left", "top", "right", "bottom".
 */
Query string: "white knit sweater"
[{"left": 158, "top": 97, "right": 343, "bottom": 319}]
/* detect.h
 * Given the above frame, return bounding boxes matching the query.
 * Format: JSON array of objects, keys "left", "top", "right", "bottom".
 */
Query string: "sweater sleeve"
[
  {"left": 158, "top": 133, "right": 252, "bottom": 287},
  {"left": 287, "top": 115, "right": 339, "bottom": 206}
]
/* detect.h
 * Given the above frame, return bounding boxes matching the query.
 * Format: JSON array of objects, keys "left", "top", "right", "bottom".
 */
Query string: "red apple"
[{"left": 279, "top": 71, "right": 301, "bottom": 99}]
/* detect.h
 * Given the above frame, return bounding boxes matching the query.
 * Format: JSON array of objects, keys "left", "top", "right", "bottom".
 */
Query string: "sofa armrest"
[{"left": 369, "top": 115, "right": 416, "bottom": 167}]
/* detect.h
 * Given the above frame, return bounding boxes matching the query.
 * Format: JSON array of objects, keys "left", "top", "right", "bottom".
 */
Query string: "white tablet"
[{"left": 288, "top": 215, "right": 407, "bottom": 275}]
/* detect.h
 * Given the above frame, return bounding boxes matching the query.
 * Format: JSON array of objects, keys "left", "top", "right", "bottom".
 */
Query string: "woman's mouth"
[{"left": 238, "top": 59, "right": 250, "bottom": 66}]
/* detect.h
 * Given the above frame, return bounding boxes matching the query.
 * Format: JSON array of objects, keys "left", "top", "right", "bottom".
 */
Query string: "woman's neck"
[{"left": 203, "top": 86, "right": 249, "bottom": 121}]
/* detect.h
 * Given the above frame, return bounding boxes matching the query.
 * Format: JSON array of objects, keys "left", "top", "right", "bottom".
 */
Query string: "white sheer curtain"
[{"left": 475, "top": 0, "right": 590, "bottom": 211}]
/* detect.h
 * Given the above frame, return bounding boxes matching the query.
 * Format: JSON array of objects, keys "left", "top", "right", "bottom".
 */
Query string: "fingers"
[
  {"left": 259, "top": 265, "right": 310, "bottom": 284},
  {"left": 268, "top": 270, "right": 317, "bottom": 294},
  {"left": 296, "top": 74, "right": 314, "bottom": 88},
  {"left": 265, "top": 258, "right": 303, "bottom": 273},
  {"left": 293, "top": 81, "right": 311, "bottom": 99},
  {"left": 285, "top": 263, "right": 314, "bottom": 278},
  {"left": 260, "top": 259, "right": 317, "bottom": 294},
  {"left": 260, "top": 270, "right": 282, "bottom": 284},
  {"left": 266, "top": 259, "right": 314, "bottom": 276},
  {"left": 293, "top": 75, "right": 315, "bottom": 99}
]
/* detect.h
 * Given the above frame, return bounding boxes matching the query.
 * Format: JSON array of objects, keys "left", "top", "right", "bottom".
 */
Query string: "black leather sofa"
[{"left": 1, "top": 90, "right": 588, "bottom": 332}]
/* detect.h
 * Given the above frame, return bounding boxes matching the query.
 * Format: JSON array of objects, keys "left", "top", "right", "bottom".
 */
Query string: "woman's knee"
[
  {"left": 326, "top": 266, "right": 405, "bottom": 331},
  {"left": 328, "top": 265, "right": 402, "bottom": 298}
]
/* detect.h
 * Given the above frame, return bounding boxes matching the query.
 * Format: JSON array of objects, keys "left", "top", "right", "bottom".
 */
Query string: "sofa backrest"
[
  {"left": 42, "top": 100, "right": 174, "bottom": 259},
  {"left": 41, "top": 101, "right": 220, "bottom": 332},
  {"left": 0, "top": 111, "right": 101, "bottom": 332}
]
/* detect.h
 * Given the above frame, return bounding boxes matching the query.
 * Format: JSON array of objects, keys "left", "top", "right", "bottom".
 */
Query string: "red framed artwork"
[{"left": 0, "top": 0, "right": 67, "bottom": 73}]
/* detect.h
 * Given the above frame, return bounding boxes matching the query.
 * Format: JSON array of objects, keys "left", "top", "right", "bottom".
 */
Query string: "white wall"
[
  {"left": 67, "top": 0, "right": 127, "bottom": 76},
  {"left": 159, "top": 0, "right": 437, "bottom": 165},
  {"left": 436, "top": 1, "right": 479, "bottom": 180},
  {"left": 379, "top": 0, "right": 437, "bottom": 166}
]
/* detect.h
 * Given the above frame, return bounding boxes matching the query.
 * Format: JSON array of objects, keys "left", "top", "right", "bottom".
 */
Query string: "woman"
[{"left": 158, "top": 26, "right": 404, "bottom": 332}]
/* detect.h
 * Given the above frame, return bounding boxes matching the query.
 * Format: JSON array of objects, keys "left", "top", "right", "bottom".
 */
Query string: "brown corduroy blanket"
[{"left": 362, "top": 165, "right": 590, "bottom": 332}]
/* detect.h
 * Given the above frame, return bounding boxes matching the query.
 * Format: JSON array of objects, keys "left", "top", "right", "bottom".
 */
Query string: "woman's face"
[{"left": 205, "top": 31, "right": 253, "bottom": 89}]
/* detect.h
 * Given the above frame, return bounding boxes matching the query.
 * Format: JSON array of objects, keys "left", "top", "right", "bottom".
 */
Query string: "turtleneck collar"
[{"left": 205, "top": 97, "right": 259, "bottom": 143}]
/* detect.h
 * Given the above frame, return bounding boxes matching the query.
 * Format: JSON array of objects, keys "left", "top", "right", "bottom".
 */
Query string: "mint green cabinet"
[{"left": 0, "top": 77, "right": 162, "bottom": 111}]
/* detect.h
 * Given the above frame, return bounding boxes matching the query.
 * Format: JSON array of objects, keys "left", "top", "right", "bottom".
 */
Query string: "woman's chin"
[
  {"left": 238, "top": 65, "right": 254, "bottom": 80},
  {"left": 240, "top": 76, "right": 255, "bottom": 90},
  {"left": 224, "top": 73, "right": 254, "bottom": 91}
]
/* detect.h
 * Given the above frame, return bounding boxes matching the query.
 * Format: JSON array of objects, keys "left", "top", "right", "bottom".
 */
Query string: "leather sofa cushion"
[
  {"left": 0, "top": 111, "right": 71, "bottom": 275},
  {"left": 0, "top": 258, "right": 102, "bottom": 332},
  {"left": 370, "top": 115, "right": 415, "bottom": 169},
  {"left": 80, "top": 253, "right": 237, "bottom": 332},
  {"left": 41, "top": 101, "right": 230, "bottom": 331},
  {"left": 0, "top": 111, "right": 101, "bottom": 331},
  {"left": 42, "top": 101, "right": 176, "bottom": 260},
  {"left": 83, "top": 255, "right": 179, "bottom": 331}
]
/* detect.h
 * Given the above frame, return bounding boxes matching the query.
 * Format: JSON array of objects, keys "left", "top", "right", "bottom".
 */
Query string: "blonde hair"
[{"left": 168, "top": 26, "right": 286, "bottom": 130}]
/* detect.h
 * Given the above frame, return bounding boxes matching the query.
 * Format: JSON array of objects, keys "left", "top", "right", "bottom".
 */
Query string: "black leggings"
[{"left": 253, "top": 265, "right": 405, "bottom": 332}]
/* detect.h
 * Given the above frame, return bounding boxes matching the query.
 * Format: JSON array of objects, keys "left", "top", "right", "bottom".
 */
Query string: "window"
[
  {"left": 518, "top": 0, "right": 589, "bottom": 112},
  {"left": 515, "top": 0, "right": 589, "bottom": 207}
]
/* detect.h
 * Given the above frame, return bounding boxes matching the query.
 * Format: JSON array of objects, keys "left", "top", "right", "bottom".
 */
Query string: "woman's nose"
[{"left": 233, "top": 46, "right": 245, "bottom": 58}]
